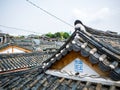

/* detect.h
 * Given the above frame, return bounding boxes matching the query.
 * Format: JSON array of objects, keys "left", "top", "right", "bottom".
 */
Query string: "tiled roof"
[
  {"left": 40, "top": 40, "right": 63, "bottom": 50},
  {"left": 0, "top": 67, "right": 120, "bottom": 90},
  {"left": 13, "top": 39, "right": 35, "bottom": 51},
  {"left": 0, "top": 42, "right": 34, "bottom": 52},
  {"left": 0, "top": 52, "right": 54, "bottom": 73},
  {"left": 0, "top": 20, "right": 120, "bottom": 89},
  {"left": 0, "top": 43, "right": 9, "bottom": 50},
  {"left": 85, "top": 26, "right": 120, "bottom": 52},
  {"left": 94, "top": 36, "right": 120, "bottom": 52}
]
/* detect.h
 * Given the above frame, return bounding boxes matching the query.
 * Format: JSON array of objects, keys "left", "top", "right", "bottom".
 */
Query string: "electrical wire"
[
  {"left": 26, "top": 0, "right": 74, "bottom": 28},
  {"left": 0, "top": 0, "right": 74, "bottom": 35},
  {"left": 0, "top": 24, "right": 43, "bottom": 35}
]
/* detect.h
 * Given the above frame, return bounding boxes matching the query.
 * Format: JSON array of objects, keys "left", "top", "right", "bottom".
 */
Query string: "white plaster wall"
[{"left": 61, "top": 58, "right": 99, "bottom": 76}]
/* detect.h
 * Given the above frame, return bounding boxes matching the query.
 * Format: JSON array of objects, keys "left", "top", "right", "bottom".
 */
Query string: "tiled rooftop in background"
[{"left": 0, "top": 52, "right": 54, "bottom": 73}]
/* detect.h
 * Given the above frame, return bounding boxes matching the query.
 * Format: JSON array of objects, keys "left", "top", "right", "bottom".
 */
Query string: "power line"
[
  {"left": 0, "top": 0, "right": 74, "bottom": 35},
  {"left": 0, "top": 24, "right": 43, "bottom": 35},
  {"left": 26, "top": 0, "right": 74, "bottom": 28}
]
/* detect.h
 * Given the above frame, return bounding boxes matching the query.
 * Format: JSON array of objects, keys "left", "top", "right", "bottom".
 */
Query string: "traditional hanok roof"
[
  {"left": 0, "top": 36, "right": 41, "bottom": 53},
  {"left": 0, "top": 43, "right": 33, "bottom": 53},
  {"left": 0, "top": 67, "right": 120, "bottom": 90},
  {"left": 12, "top": 38, "right": 36, "bottom": 51},
  {"left": 0, "top": 51, "right": 54, "bottom": 73},
  {"left": 39, "top": 39, "right": 63, "bottom": 50},
  {"left": 85, "top": 25, "right": 120, "bottom": 52},
  {"left": 0, "top": 20, "right": 120, "bottom": 90},
  {"left": 42, "top": 20, "right": 120, "bottom": 80}
]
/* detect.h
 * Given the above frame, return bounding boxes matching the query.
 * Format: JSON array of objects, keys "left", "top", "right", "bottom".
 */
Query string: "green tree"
[
  {"left": 54, "top": 32, "right": 61, "bottom": 38},
  {"left": 46, "top": 32, "right": 55, "bottom": 38},
  {"left": 19, "top": 36, "right": 25, "bottom": 39},
  {"left": 63, "top": 32, "right": 70, "bottom": 39},
  {"left": 45, "top": 32, "right": 70, "bottom": 39},
  {"left": 60, "top": 32, "right": 64, "bottom": 39}
]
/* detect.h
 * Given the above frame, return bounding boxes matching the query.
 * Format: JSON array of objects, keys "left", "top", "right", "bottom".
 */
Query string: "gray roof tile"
[
  {"left": 0, "top": 68, "right": 120, "bottom": 90},
  {"left": 0, "top": 52, "right": 53, "bottom": 73}
]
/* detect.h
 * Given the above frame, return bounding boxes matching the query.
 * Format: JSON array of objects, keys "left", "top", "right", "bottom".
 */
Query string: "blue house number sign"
[{"left": 74, "top": 59, "right": 83, "bottom": 72}]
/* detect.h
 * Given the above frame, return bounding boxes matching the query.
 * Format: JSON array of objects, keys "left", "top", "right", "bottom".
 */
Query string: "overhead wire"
[
  {"left": 0, "top": 24, "right": 43, "bottom": 35},
  {"left": 0, "top": 0, "right": 74, "bottom": 35},
  {"left": 26, "top": 0, "right": 74, "bottom": 28}
]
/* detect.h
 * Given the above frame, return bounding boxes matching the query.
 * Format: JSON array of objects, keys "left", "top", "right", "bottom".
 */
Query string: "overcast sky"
[{"left": 0, "top": 0, "right": 120, "bottom": 36}]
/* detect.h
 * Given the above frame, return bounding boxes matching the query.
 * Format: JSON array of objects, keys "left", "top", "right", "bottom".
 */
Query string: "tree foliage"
[
  {"left": 46, "top": 32, "right": 55, "bottom": 38},
  {"left": 45, "top": 32, "right": 70, "bottom": 39},
  {"left": 63, "top": 32, "right": 70, "bottom": 39}
]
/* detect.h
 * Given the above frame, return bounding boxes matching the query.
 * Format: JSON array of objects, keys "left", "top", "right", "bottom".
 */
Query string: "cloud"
[{"left": 73, "top": 8, "right": 110, "bottom": 24}]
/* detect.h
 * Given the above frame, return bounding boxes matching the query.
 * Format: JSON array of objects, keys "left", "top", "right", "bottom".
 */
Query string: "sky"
[{"left": 0, "top": 0, "right": 120, "bottom": 36}]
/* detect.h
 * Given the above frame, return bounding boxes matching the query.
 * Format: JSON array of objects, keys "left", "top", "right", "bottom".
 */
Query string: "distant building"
[
  {"left": 0, "top": 33, "right": 11, "bottom": 44},
  {"left": 0, "top": 43, "right": 32, "bottom": 54},
  {"left": 0, "top": 34, "right": 38, "bottom": 54}
]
